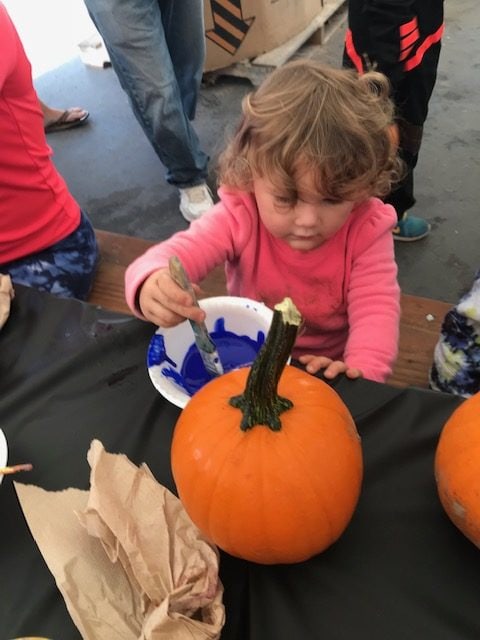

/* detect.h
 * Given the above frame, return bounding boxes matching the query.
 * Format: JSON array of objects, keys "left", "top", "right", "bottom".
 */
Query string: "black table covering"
[{"left": 1, "top": 285, "right": 479, "bottom": 640}]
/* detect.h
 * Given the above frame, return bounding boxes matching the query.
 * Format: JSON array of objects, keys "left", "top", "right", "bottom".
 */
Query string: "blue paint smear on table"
[{"left": 148, "top": 317, "right": 266, "bottom": 396}]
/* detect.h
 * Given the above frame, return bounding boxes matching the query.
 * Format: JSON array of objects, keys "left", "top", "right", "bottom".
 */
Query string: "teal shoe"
[{"left": 393, "top": 213, "right": 431, "bottom": 241}]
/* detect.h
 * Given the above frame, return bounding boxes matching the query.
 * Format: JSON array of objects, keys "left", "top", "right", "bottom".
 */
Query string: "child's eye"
[
  {"left": 324, "top": 198, "right": 344, "bottom": 205},
  {"left": 274, "top": 194, "right": 295, "bottom": 206}
]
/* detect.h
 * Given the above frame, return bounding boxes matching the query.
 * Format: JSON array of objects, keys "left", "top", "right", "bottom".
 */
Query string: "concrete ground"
[{"left": 6, "top": 0, "right": 480, "bottom": 304}]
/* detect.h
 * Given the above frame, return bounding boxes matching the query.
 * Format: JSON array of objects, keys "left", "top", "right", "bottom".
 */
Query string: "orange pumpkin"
[
  {"left": 435, "top": 392, "right": 480, "bottom": 547},
  {"left": 171, "top": 298, "right": 363, "bottom": 564}
]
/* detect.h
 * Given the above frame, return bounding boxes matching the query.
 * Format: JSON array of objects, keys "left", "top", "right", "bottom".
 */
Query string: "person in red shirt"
[{"left": 0, "top": 2, "right": 98, "bottom": 299}]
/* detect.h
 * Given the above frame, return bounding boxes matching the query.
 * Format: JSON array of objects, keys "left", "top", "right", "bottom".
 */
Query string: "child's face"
[{"left": 253, "top": 171, "right": 356, "bottom": 252}]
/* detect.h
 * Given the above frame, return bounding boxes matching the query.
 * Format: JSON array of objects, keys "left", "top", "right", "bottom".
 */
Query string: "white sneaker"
[{"left": 179, "top": 183, "right": 214, "bottom": 222}]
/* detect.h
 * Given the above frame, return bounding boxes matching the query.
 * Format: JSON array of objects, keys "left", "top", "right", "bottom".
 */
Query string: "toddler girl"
[{"left": 125, "top": 60, "right": 401, "bottom": 383}]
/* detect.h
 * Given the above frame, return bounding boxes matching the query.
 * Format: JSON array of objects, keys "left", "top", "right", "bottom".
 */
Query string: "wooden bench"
[{"left": 89, "top": 229, "right": 453, "bottom": 390}]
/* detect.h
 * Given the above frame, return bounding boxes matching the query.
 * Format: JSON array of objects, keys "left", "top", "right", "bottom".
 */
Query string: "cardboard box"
[{"left": 204, "top": 0, "right": 324, "bottom": 71}]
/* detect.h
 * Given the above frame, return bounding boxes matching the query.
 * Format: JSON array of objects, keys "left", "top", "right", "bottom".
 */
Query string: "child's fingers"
[
  {"left": 299, "top": 355, "right": 334, "bottom": 374},
  {"left": 299, "top": 355, "right": 363, "bottom": 380},
  {"left": 143, "top": 306, "right": 183, "bottom": 327},
  {"left": 153, "top": 269, "right": 194, "bottom": 306},
  {"left": 345, "top": 367, "right": 363, "bottom": 379},
  {"left": 141, "top": 297, "right": 204, "bottom": 327},
  {"left": 323, "top": 360, "right": 348, "bottom": 379},
  {"left": 161, "top": 279, "right": 206, "bottom": 323},
  {"left": 140, "top": 269, "right": 206, "bottom": 326}
]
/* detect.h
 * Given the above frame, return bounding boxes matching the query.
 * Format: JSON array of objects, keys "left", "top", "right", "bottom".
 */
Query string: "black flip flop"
[{"left": 44, "top": 109, "right": 90, "bottom": 134}]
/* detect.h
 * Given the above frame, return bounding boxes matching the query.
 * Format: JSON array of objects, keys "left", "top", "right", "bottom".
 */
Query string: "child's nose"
[{"left": 295, "top": 202, "right": 319, "bottom": 227}]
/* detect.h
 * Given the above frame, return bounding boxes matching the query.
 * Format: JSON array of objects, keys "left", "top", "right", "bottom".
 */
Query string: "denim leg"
[
  {"left": 161, "top": 0, "right": 205, "bottom": 121},
  {"left": 84, "top": 0, "right": 209, "bottom": 187}
]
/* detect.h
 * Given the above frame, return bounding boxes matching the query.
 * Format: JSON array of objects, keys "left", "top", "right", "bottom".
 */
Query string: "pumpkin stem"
[{"left": 229, "top": 297, "right": 302, "bottom": 431}]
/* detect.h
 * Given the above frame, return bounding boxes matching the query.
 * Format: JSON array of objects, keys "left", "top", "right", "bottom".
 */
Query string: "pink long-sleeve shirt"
[{"left": 125, "top": 187, "right": 400, "bottom": 382}]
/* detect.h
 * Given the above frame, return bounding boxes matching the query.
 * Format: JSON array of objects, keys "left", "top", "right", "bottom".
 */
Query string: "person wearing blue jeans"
[{"left": 84, "top": 0, "right": 214, "bottom": 222}]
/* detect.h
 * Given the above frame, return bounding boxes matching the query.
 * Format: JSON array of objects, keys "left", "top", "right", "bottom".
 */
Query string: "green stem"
[{"left": 229, "top": 297, "right": 302, "bottom": 431}]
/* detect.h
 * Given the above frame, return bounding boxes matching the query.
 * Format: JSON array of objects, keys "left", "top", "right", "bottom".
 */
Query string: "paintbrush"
[{"left": 168, "top": 256, "right": 224, "bottom": 378}]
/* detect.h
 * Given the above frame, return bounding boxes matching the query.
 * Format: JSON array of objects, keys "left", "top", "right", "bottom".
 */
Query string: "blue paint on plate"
[
  {"left": 148, "top": 316, "right": 266, "bottom": 397},
  {"left": 147, "top": 333, "right": 176, "bottom": 368}
]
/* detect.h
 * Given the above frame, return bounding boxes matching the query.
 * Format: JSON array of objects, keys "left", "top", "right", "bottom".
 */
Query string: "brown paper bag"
[{"left": 15, "top": 440, "right": 224, "bottom": 639}]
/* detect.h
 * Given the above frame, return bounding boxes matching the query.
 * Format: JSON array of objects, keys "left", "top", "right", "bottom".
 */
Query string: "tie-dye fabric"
[
  {"left": 1, "top": 211, "right": 99, "bottom": 301},
  {"left": 430, "top": 269, "right": 480, "bottom": 397}
]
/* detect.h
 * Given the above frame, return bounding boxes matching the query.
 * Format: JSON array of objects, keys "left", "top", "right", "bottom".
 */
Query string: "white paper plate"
[
  {"left": 147, "top": 296, "right": 274, "bottom": 409},
  {"left": 0, "top": 428, "right": 7, "bottom": 486}
]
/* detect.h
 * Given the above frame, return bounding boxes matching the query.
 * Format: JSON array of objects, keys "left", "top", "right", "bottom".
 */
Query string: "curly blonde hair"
[{"left": 218, "top": 59, "right": 402, "bottom": 201}]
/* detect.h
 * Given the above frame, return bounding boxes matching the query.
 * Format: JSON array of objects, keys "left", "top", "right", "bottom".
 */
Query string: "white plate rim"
[{"left": 0, "top": 428, "right": 7, "bottom": 483}]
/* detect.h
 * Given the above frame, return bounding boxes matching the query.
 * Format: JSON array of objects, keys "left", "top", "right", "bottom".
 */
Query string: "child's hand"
[
  {"left": 138, "top": 267, "right": 206, "bottom": 327},
  {"left": 298, "top": 354, "right": 363, "bottom": 380}
]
